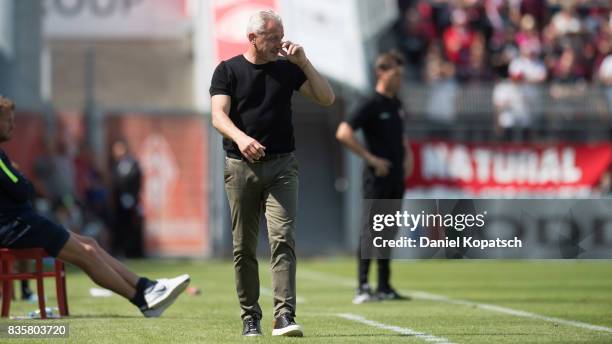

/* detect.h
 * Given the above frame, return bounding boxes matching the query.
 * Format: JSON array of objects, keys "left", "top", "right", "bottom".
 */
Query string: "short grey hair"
[{"left": 246, "top": 9, "right": 282, "bottom": 36}]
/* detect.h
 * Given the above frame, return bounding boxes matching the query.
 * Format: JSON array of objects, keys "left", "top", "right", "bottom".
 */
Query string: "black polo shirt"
[
  {"left": 210, "top": 55, "right": 307, "bottom": 156},
  {"left": 347, "top": 92, "right": 406, "bottom": 181}
]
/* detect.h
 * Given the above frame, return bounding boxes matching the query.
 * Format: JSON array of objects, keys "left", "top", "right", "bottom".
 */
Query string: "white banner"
[
  {"left": 43, "top": 0, "right": 192, "bottom": 39},
  {"left": 279, "top": 0, "right": 397, "bottom": 92}
]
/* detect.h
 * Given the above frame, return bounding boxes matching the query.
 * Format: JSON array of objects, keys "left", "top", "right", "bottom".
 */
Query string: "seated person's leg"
[
  {"left": 58, "top": 232, "right": 191, "bottom": 316},
  {"left": 5, "top": 213, "right": 137, "bottom": 299},
  {"left": 17, "top": 261, "right": 34, "bottom": 300},
  {"left": 3, "top": 212, "right": 190, "bottom": 316},
  {"left": 57, "top": 232, "right": 136, "bottom": 299},
  {"left": 71, "top": 232, "right": 139, "bottom": 288}
]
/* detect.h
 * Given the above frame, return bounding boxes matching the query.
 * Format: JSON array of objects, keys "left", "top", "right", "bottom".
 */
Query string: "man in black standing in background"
[
  {"left": 111, "top": 140, "right": 143, "bottom": 258},
  {"left": 336, "top": 51, "right": 410, "bottom": 304}
]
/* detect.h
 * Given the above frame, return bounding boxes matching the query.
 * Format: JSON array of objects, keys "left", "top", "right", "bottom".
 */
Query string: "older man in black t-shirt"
[
  {"left": 336, "top": 51, "right": 410, "bottom": 304},
  {"left": 209, "top": 9, "right": 334, "bottom": 337}
]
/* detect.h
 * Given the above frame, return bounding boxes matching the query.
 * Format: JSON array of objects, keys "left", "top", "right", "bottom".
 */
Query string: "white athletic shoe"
[
  {"left": 352, "top": 284, "right": 379, "bottom": 304},
  {"left": 141, "top": 274, "right": 190, "bottom": 318}
]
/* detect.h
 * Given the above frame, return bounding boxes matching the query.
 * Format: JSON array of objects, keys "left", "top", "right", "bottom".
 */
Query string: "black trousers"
[
  {"left": 113, "top": 206, "right": 144, "bottom": 258},
  {"left": 358, "top": 170, "right": 404, "bottom": 291}
]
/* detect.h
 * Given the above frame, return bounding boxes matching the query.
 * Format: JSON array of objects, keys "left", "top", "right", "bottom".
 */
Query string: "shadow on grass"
[
  {"left": 309, "top": 334, "right": 414, "bottom": 338},
  {"left": 312, "top": 332, "right": 536, "bottom": 338},
  {"left": 64, "top": 314, "right": 144, "bottom": 319},
  {"left": 439, "top": 333, "right": 535, "bottom": 336},
  {"left": 65, "top": 314, "right": 205, "bottom": 320}
]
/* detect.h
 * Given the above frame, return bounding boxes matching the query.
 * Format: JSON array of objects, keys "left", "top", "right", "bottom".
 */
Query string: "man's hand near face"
[{"left": 280, "top": 41, "right": 308, "bottom": 68}]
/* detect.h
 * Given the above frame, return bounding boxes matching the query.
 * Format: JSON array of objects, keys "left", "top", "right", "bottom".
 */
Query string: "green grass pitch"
[{"left": 2, "top": 259, "right": 612, "bottom": 343}]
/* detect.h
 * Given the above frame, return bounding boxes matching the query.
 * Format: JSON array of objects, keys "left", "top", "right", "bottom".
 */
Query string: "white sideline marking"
[
  {"left": 410, "top": 291, "right": 612, "bottom": 334},
  {"left": 337, "top": 313, "right": 455, "bottom": 344},
  {"left": 300, "top": 269, "right": 612, "bottom": 335},
  {"left": 260, "top": 287, "right": 306, "bottom": 304}
]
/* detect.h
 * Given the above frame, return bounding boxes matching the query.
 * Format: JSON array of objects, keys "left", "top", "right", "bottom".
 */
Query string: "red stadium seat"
[{"left": 0, "top": 248, "right": 68, "bottom": 319}]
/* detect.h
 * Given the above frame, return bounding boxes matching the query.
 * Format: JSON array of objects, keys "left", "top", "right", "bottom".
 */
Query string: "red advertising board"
[
  {"left": 406, "top": 141, "right": 612, "bottom": 195},
  {"left": 5, "top": 111, "right": 209, "bottom": 257}
]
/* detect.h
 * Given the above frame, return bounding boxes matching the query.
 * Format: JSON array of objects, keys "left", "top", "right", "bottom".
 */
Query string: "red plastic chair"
[{"left": 0, "top": 248, "right": 69, "bottom": 319}]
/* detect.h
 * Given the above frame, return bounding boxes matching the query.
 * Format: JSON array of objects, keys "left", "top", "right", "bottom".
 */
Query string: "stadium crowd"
[
  {"left": 394, "top": 0, "right": 612, "bottom": 137},
  {"left": 396, "top": 0, "right": 611, "bottom": 83}
]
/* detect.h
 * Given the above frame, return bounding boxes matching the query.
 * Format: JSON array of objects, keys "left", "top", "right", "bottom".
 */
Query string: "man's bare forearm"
[
  {"left": 299, "top": 59, "right": 335, "bottom": 106},
  {"left": 212, "top": 110, "right": 247, "bottom": 142},
  {"left": 336, "top": 122, "right": 373, "bottom": 162}
]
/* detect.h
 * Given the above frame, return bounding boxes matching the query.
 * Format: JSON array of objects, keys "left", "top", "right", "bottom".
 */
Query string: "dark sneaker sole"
[
  {"left": 272, "top": 325, "right": 303, "bottom": 337},
  {"left": 243, "top": 333, "right": 262, "bottom": 337},
  {"left": 377, "top": 293, "right": 410, "bottom": 301}
]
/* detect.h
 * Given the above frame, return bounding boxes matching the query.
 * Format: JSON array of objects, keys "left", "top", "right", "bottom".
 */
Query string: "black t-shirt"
[
  {"left": 209, "top": 55, "right": 307, "bottom": 155},
  {"left": 347, "top": 93, "right": 406, "bottom": 180}
]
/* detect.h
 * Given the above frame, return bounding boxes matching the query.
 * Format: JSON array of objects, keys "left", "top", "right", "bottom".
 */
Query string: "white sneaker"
[
  {"left": 352, "top": 292, "right": 378, "bottom": 304},
  {"left": 352, "top": 284, "right": 379, "bottom": 304},
  {"left": 141, "top": 274, "right": 190, "bottom": 318}
]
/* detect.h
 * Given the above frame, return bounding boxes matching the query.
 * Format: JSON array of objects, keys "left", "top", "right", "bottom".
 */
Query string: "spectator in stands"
[
  {"left": 594, "top": 12, "right": 612, "bottom": 66},
  {"left": 484, "top": 0, "right": 503, "bottom": 34},
  {"left": 516, "top": 14, "right": 542, "bottom": 55},
  {"left": 463, "top": 0, "right": 489, "bottom": 35},
  {"left": 430, "top": 0, "right": 453, "bottom": 35},
  {"left": 508, "top": 42, "right": 547, "bottom": 121},
  {"left": 390, "top": 0, "right": 610, "bottom": 132},
  {"left": 75, "top": 144, "right": 111, "bottom": 249},
  {"left": 508, "top": 41, "right": 547, "bottom": 84},
  {"left": 398, "top": 4, "right": 435, "bottom": 80},
  {"left": 74, "top": 144, "right": 96, "bottom": 205},
  {"left": 493, "top": 72, "right": 531, "bottom": 141},
  {"left": 443, "top": 9, "right": 477, "bottom": 68},
  {"left": 549, "top": 46, "right": 588, "bottom": 115},
  {"left": 490, "top": 25, "right": 520, "bottom": 77},
  {"left": 33, "top": 138, "right": 82, "bottom": 236},
  {"left": 583, "top": 4, "right": 608, "bottom": 37},
  {"left": 520, "top": 0, "right": 548, "bottom": 29},
  {"left": 425, "top": 43, "right": 458, "bottom": 127},
  {"left": 506, "top": 0, "right": 524, "bottom": 28},
  {"left": 461, "top": 33, "right": 493, "bottom": 81},
  {"left": 595, "top": 169, "right": 612, "bottom": 196},
  {"left": 599, "top": 53, "right": 612, "bottom": 113},
  {"left": 33, "top": 138, "right": 77, "bottom": 209},
  {"left": 550, "top": 1, "right": 582, "bottom": 38}
]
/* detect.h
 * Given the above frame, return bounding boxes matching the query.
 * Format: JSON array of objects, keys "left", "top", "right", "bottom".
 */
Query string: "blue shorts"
[{"left": 0, "top": 211, "right": 70, "bottom": 257}]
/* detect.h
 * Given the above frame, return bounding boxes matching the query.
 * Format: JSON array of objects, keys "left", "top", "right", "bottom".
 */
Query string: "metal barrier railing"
[{"left": 399, "top": 82, "right": 612, "bottom": 121}]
